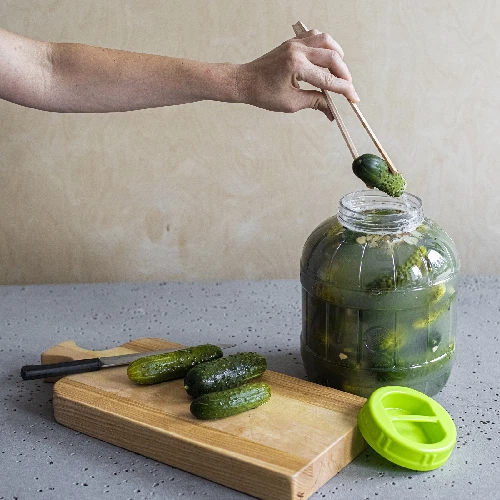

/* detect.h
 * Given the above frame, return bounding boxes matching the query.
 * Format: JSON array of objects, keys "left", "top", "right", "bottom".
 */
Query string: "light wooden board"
[{"left": 46, "top": 338, "right": 367, "bottom": 500}]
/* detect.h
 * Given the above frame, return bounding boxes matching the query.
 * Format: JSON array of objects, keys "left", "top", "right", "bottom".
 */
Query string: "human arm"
[{"left": 0, "top": 27, "right": 358, "bottom": 117}]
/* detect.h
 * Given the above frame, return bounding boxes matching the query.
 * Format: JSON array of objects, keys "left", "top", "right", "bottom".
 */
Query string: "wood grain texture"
[
  {"left": 1, "top": 1, "right": 496, "bottom": 284},
  {"left": 48, "top": 337, "right": 367, "bottom": 500}
]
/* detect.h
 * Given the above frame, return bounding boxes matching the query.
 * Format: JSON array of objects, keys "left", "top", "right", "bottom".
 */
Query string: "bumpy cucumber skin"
[
  {"left": 352, "top": 153, "right": 406, "bottom": 197},
  {"left": 127, "top": 344, "right": 223, "bottom": 385},
  {"left": 184, "top": 352, "right": 267, "bottom": 398},
  {"left": 190, "top": 382, "right": 271, "bottom": 420},
  {"left": 368, "top": 246, "right": 429, "bottom": 291}
]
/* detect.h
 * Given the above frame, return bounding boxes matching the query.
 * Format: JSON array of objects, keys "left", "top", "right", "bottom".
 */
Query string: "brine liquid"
[{"left": 300, "top": 281, "right": 457, "bottom": 398}]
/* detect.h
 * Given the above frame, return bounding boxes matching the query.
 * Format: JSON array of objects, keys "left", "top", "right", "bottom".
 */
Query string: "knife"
[{"left": 20, "top": 344, "right": 234, "bottom": 381}]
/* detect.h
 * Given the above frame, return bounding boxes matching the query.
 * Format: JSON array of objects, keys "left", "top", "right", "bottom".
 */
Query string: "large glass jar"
[{"left": 300, "top": 190, "right": 460, "bottom": 398}]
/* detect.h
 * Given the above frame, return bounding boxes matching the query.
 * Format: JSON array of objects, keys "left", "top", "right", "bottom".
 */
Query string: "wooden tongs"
[{"left": 292, "top": 21, "right": 398, "bottom": 175}]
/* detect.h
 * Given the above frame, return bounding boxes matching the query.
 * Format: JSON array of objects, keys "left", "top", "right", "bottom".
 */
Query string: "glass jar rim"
[{"left": 338, "top": 190, "right": 424, "bottom": 234}]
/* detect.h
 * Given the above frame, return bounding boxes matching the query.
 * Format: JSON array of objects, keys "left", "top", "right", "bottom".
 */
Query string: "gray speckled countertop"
[{"left": 1, "top": 277, "right": 498, "bottom": 500}]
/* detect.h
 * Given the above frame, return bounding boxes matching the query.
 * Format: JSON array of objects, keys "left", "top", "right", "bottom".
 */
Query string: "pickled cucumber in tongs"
[{"left": 292, "top": 21, "right": 406, "bottom": 198}]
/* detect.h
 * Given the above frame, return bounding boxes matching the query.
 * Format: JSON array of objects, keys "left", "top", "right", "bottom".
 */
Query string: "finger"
[
  {"left": 292, "top": 89, "right": 334, "bottom": 121},
  {"left": 305, "top": 47, "right": 352, "bottom": 82},
  {"left": 295, "top": 30, "right": 345, "bottom": 59},
  {"left": 297, "top": 61, "right": 360, "bottom": 102}
]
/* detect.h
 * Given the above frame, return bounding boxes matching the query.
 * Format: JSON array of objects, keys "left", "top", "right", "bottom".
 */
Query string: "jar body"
[{"left": 300, "top": 192, "right": 460, "bottom": 398}]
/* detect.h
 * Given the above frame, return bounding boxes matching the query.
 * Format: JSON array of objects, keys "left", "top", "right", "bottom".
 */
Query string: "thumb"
[{"left": 296, "top": 89, "right": 334, "bottom": 121}]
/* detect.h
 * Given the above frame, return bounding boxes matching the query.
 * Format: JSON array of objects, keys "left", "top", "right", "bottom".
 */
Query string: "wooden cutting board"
[{"left": 45, "top": 337, "right": 367, "bottom": 500}]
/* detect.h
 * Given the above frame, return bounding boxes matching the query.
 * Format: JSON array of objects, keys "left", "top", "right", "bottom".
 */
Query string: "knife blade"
[{"left": 20, "top": 344, "right": 235, "bottom": 381}]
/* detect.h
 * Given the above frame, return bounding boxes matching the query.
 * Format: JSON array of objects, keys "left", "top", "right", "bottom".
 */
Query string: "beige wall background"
[{"left": 0, "top": 1, "right": 498, "bottom": 285}]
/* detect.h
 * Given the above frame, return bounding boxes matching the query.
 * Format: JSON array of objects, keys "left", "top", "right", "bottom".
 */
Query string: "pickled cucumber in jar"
[{"left": 300, "top": 191, "right": 459, "bottom": 398}]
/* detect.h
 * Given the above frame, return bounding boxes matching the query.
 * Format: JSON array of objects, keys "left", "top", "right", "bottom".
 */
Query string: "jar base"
[{"left": 301, "top": 343, "right": 453, "bottom": 399}]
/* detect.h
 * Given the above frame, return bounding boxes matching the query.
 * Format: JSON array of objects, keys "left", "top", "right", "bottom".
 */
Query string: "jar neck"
[{"left": 337, "top": 190, "right": 424, "bottom": 234}]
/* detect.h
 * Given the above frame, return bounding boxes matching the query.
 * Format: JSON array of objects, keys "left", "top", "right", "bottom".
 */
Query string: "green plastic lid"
[{"left": 357, "top": 386, "right": 456, "bottom": 471}]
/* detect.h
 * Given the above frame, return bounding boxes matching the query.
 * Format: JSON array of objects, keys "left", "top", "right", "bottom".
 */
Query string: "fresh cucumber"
[
  {"left": 127, "top": 344, "right": 223, "bottom": 385},
  {"left": 352, "top": 153, "right": 406, "bottom": 197},
  {"left": 190, "top": 382, "right": 271, "bottom": 420},
  {"left": 184, "top": 352, "right": 267, "bottom": 398}
]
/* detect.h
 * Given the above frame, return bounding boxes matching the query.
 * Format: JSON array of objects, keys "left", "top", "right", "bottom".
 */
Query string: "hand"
[
  {"left": 0, "top": 26, "right": 357, "bottom": 116},
  {"left": 236, "top": 29, "right": 359, "bottom": 120}
]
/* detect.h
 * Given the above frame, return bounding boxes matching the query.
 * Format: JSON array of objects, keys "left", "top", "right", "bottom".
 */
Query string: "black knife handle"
[{"left": 21, "top": 358, "right": 103, "bottom": 380}]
